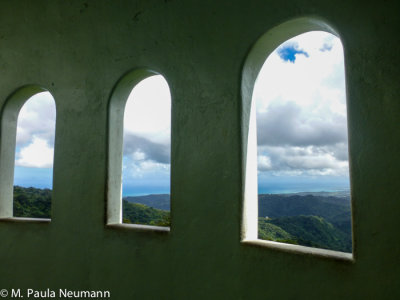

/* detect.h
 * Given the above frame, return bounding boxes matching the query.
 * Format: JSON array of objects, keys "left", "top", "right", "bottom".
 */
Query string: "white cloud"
[
  {"left": 15, "top": 136, "right": 54, "bottom": 168},
  {"left": 124, "top": 75, "right": 171, "bottom": 145},
  {"left": 254, "top": 34, "right": 346, "bottom": 113},
  {"left": 258, "top": 145, "right": 349, "bottom": 177},
  {"left": 132, "top": 150, "right": 146, "bottom": 160},
  {"left": 254, "top": 31, "right": 349, "bottom": 179},
  {"left": 123, "top": 132, "right": 170, "bottom": 164},
  {"left": 256, "top": 101, "right": 348, "bottom": 147},
  {"left": 123, "top": 157, "right": 170, "bottom": 180},
  {"left": 14, "top": 92, "right": 56, "bottom": 169},
  {"left": 16, "top": 92, "right": 56, "bottom": 147},
  {"left": 258, "top": 155, "right": 272, "bottom": 171},
  {"left": 122, "top": 75, "right": 171, "bottom": 183}
]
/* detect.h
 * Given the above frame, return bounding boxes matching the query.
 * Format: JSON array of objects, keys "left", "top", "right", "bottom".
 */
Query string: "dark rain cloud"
[
  {"left": 277, "top": 42, "right": 309, "bottom": 63},
  {"left": 256, "top": 102, "right": 347, "bottom": 148},
  {"left": 123, "top": 133, "right": 170, "bottom": 164}
]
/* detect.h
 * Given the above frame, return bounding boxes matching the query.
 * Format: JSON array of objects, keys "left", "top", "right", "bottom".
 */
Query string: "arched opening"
[
  {"left": 107, "top": 69, "right": 171, "bottom": 231},
  {"left": 241, "top": 18, "right": 353, "bottom": 260},
  {"left": 0, "top": 86, "right": 56, "bottom": 220}
]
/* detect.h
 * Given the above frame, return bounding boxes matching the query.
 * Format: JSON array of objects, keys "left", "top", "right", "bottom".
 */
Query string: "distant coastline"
[{"left": 123, "top": 188, "right": 350, "bottom": 198}]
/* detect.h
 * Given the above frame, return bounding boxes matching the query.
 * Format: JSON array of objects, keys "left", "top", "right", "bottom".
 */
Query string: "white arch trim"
[{"left": 240, "top": 17, "right": 352, "bottom": 261}]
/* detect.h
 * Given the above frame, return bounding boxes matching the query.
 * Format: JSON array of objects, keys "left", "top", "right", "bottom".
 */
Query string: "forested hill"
[
  {"left": 259, "top": 193, "right": 351, "bottom": 232},
  {"left": 125, "top": 192, "right": 352, "bottom": 252},
  {"left": 259, "top": 193, "right": 350, "bottom": 219},
  {"left": 12, "top": 186, "right": 170, "bottom": 227},
  {"left": 13, "top": 186, "right": 51, "bottom": 218},
  {"left": 258, "top": 193, "right": 352, "bottom": 252},
  {"left": 122, "top": 200, "right": 170, "bottom": 226},
  {"left": 124, "top": 194, "right": 170, "bottom": 210},
  {"left": 12, "top": 187, "right": 351, "bottom": 251},
  {"left": 124, "top": 193, "right": 351, "bottom": 218}
]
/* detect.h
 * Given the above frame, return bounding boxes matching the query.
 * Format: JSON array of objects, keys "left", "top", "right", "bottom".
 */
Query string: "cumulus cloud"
[
  {"left": 256, "top": 101, "right": 348, "bottom": 147},
  {"left": 258, "top": 155, "right": 272, "bottom": 171},
  {"left": 122, "top": 75, "right": 171, "bottom": 186},
  {"left": 123, "top": 143, "right": 170, "bottom": 180},
  {"left": 124, "top": 75, "right": 171, "bottom": 145},
  {"left": 258, "top": 145, "right": 349, "bottom": 177},
  {"left": 14, "top": 92, "right": 56, "bottom": 169},
  {"left": 123, "top": 132, "right": 170, "bottom": 164},
  {"left": 254, "top": 31, "right": 349, "bottom": 179},
  {"left": 15, "top": 136, "right": 54, "bottom": 168},
  {"left": 16, "top": 92, "right": 56, "bottom": 147},
  {"left": 322, "top": 143, "right": 349, "bottom": 161}
]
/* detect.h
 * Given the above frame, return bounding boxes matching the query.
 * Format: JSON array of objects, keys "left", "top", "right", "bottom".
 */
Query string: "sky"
[
  {"left": 13, "top": 31, "right": 349, "bottom": 195},
  {"left": 122, "top": 75, "right": 171, "bottom": 196},
  {"left": 14, "top": 91, "right": 56, "bottom": 189},
  {"left": 253, "top": 31, "right": 350, "bottom": 193},
  {"left": 13, "top": 76, "right": 171, "bottom": 196}
]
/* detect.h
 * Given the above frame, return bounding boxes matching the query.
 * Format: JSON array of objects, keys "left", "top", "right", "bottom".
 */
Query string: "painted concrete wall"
[{"left": 0, "top": 0, "right": 399, "bottom": 299}]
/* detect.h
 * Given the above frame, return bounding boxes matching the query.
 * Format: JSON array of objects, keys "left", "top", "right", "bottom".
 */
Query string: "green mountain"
[
  {"left": 259, "top": 215, "right": 351, "bottom": 252},
  {"left": 258, "top": 218, "right": 297, "bottom": 244},
  {"left": 258, "top": 194, "right": 351, "bottom": 232},
  {"left": 258, "top": 193, "right": 352, "bottom": 252},
  {"left": 12, "top": 186, "right": 170, "bottom": 226},
  {"left": 122, "top": 200, "right": 170, "bottom": 227},
  {"left": 259, "top": 194, "right": 350, "bottom": 219},
  {"left": 12, "top": 187, "right": 351, "bottom": 250},
  {"left": 13, "top": 186, "right": 51, "bottom": 218},
  {"left": 124, "top": 194, "right": 170, "bottom": 211}
]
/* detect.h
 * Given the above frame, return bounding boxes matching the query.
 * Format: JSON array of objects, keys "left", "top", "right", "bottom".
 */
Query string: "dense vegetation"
[
  {"left": 122, "top": 200, "right": 170, "bottom": 227},
  {"left": 13, "top": 187, "right": 351, "bottom": 251},
  {"left": 258, "top": 194, "right": 351, "bottom": 225},
  {"left": 258, "top": 193, "right": 352, "bottom": 252},
  {"left": 259, "top": 215, "right": 351, "bottom": 252},
  {"left": 13, "top": 186, "right": 51, "bottom": 218},
  {"left": 12, "top": 186, "right": 171, "bottom": 226},
  {"left": 258, "top": 219, "right": 297, "bottom": 244},
  {"left": 124, "top": 194, "right": 170, "bottom": 210}
]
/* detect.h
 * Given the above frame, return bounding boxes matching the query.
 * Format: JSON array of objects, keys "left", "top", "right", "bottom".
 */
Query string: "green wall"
[{"left": 0, "top": 0, "right": 399, "bottom": 299}]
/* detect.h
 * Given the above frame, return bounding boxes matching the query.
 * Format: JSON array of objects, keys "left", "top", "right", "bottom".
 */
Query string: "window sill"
[
  {"left": 242, "top": 239, "right": 354, "bottom": 262},
  {"left": 0, "top": 217, "right": 51, "bottom": 223},
  {"left": 106, "top": 223, "right": 170, "bottom": 233}
]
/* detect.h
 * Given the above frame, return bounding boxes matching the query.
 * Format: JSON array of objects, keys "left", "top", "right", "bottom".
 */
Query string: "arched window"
[
  {"left": 241, "top": 18, "right": 353, "bottom": 260},
  {"left": 0, "top": 86, "right": 56, "bottom": 220},
  {"left": 107, "top": 69, "right": 171, "bottom": 231}
]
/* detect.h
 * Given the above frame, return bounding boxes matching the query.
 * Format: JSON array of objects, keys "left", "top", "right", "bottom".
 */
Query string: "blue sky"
[
  {"left": 13, "top": 31, "right": 349, "bottom": 195},
  {"left": 277, "top": 42, "right": 309, "bottom": 62},
  {"left": 12, "top": 78, "right": 172, "bottom": 195}
]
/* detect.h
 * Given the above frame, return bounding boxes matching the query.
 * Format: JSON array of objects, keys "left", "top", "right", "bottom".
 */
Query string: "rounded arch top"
[
  {"left": 107, "top": 68, "right": 171, "bottom": 229},
  {"left": 109, "top": 68, "right": 167, "bottom": 110},
  {"left": 2, "top": 85, "right": 55, "bottom": 119},
  {"left": 240, "top": 16, "right": 347, "bottom": 246},
  {"left": 242, "top": 16, "right": 340, "bottom": 103},
  {"left": 0, "top": 84, "right": 56, "bottom": 219}
]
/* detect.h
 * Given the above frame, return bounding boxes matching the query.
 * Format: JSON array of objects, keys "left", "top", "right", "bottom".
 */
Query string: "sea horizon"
[
  {"left": 14, "top": 183, "right": 350, "bottom": 198},
  {"left": 123, "top": 185, "right": 350, "bottom": 197}
]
